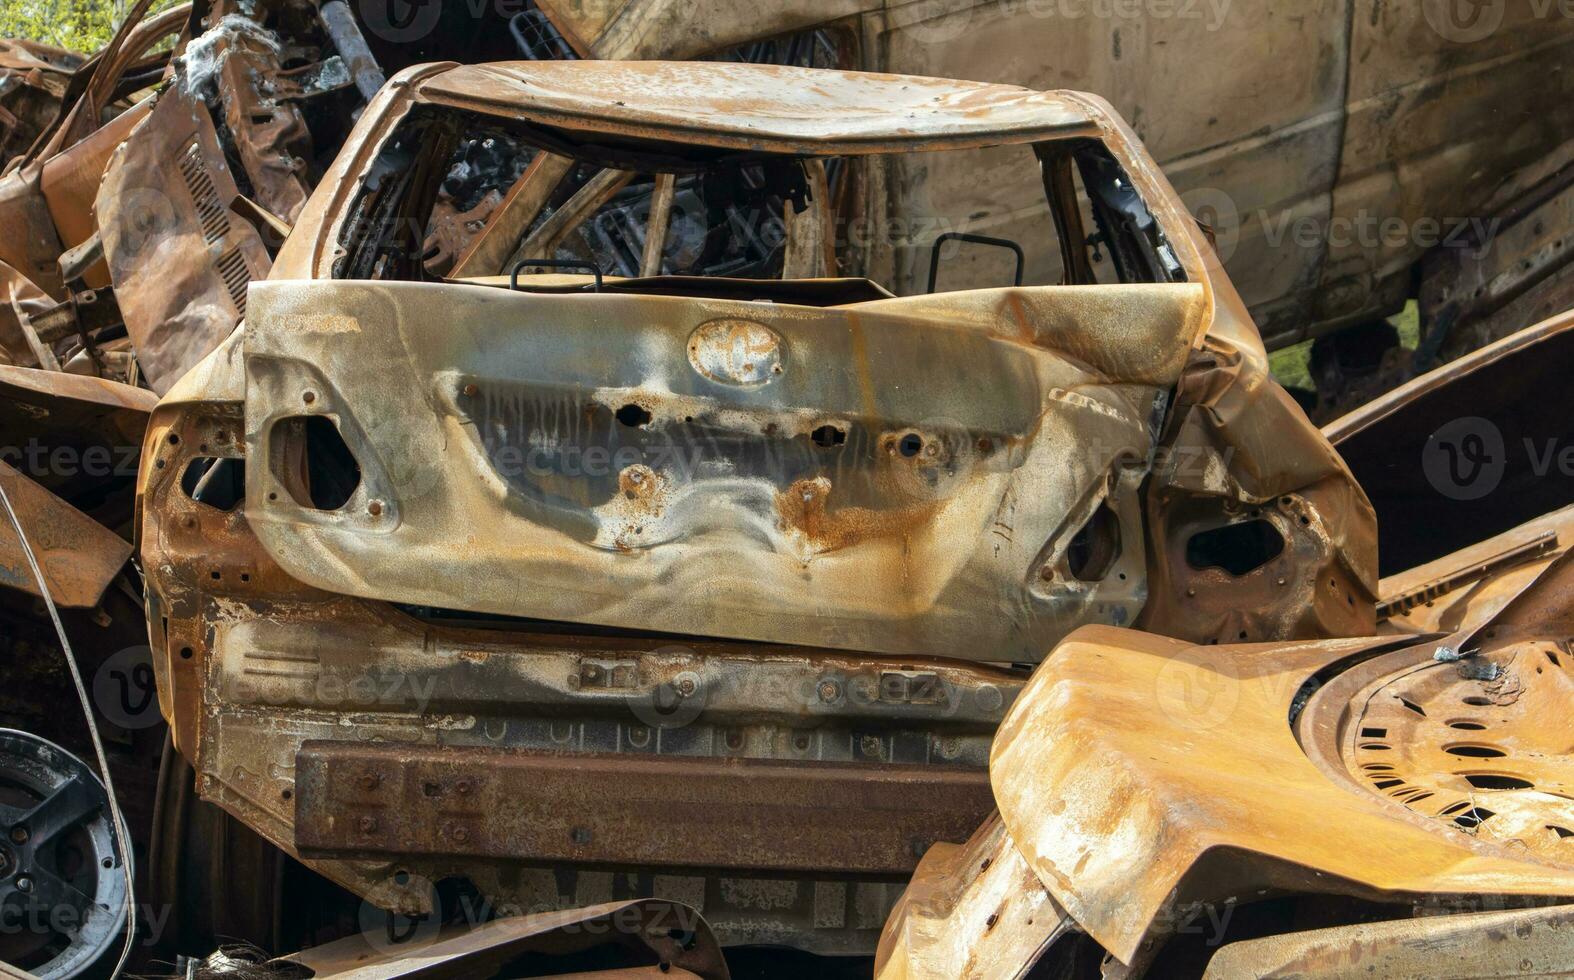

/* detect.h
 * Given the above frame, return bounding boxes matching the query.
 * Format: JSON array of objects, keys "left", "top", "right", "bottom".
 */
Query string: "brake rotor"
[
  {"left": 1301, "top": 639, "right": 1574, "bottom": 864},
  {"left": 0, "top": 729, "right": 127, "bottom": 979}
]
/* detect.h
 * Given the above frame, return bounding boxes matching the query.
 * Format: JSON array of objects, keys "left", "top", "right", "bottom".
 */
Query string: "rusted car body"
[
  {"left": 878, "top": 545, "right": 1574, "bottom": 976},
  {"left": 134, "top": 61, "right": 1375, "bottom": 954}
]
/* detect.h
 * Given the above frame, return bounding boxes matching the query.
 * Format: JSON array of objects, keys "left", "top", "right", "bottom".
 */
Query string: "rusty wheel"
[{"left": 1299, "top": 640, "right": 1574, "bottom": 863}]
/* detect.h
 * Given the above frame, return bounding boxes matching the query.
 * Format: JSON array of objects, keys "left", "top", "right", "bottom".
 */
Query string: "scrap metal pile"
[{"left": 0, "top": 2, "right": 1570, "bottom": 978}]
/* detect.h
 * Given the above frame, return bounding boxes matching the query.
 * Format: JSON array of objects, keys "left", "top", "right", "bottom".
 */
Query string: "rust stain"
[{"left": 775, "top": 476, "right": 938, "bottom": 555}]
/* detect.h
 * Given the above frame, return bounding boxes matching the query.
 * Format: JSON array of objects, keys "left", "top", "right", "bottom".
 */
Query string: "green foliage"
[{"left": 0, "top": 0, "right": 181, "bottom": 54}]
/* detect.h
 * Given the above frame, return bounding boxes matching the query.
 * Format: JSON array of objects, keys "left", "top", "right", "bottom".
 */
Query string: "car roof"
[{"left": 414, "top": 60, "right": 1103, "bottom": 154}]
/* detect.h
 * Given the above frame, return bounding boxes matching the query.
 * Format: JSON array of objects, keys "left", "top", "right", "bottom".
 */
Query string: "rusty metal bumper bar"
[{"left": 294, "top": 742, "right": 994, "bottom": 875}]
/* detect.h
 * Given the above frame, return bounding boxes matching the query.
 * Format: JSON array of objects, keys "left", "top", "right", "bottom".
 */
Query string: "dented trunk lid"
[{"left": 240, "top": 278, "right": 1203, "bottom": 661}]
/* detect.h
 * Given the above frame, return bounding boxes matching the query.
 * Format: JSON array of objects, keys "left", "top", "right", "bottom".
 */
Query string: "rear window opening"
[
  {"left": 332, "top": 106, "right": 1186, "bottom": 298},
  {"left": 1185, "top": 520, "right": 1285, "bottom": 577}
]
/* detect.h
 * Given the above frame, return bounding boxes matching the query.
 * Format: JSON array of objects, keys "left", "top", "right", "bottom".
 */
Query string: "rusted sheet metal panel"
[
  {"left": 0, "top": 162, "right": 66, "bottom": 303},
  {"left": 97, "top": 83, "right": 271, "bottom": 394},
  {"left": 1203, "top": 902, "right": 1574, "bottom": 978},
  {"left": 0, "top": 364, "right": 154, "bottom": 527},
  {"left": 0, "top": 461, "right": 129, "bottom": 607},
  {"left": 0, "top": 363, "right": 158, "bottom": 415},
  {"left": 295, "top": 742, "right": 993, "bottom": 875},
  {"left": 417, "top": 62, "right": 1097, "bottom": 154},
  {"left": 1420, "top": 164, "right": 1574, "bottom": 362},
  {"left": 1378, "top": 506, "right": 1574, "bottom": 637},
  {"left": 989, "top": 622, "right": 1574, "bottom": 966},
  {"left": 279, "top": 898, "right": 729, "bottom": 980},
  {"left": 0, "top": 259, "right": 53, "bottom": 369},
  {"left": 1137, "top": 331, "right": 1378, "bottom": 644},
  {"left": 209, "top": 16, "right": 313, "bottom": 224},
  {"left": 1378, "top": 530, "right": 1558, "bottom": 622},
  {"left": 240, "top": 280, "right": 1197, "bottom": 662},
  {"left": 874, "top": 813, "right": 1066, "bottom": 980},
  {"left": 38, "top": 98, "right": 153, "bottom": 290},
  {"left": 1321, "top": 6, "right": 1574, "bottom": 341}
]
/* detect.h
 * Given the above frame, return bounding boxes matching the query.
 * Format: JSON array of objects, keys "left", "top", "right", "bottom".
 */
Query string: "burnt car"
[{"left": 135, "top": 61, "right": 1375, "bottom": 955}]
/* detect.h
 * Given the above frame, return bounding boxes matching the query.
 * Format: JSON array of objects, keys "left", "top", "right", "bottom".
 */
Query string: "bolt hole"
[
  {"left": 615, "top": 403, "right": 652, "bottom": 428},
  {"left": 179, "top": 647, "right": 193, "bottom": 660},
  {"left": 811, "top": 424, "right": 847, "bottom": 448}
]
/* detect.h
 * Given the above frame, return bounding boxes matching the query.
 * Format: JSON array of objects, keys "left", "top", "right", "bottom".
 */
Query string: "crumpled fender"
[{"left": 988, "top": 619, "right": 1574, "bottom": 966}]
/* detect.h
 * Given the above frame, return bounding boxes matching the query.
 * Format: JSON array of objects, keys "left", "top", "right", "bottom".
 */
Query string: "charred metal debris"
[{"left": 0, "top": 2, "right": 1567, "bottom": 978}]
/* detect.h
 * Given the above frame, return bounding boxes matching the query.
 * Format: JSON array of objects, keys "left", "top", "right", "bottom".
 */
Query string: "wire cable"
[{"left": 0, "top": 473, "right": 137, "bottom": 979}]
